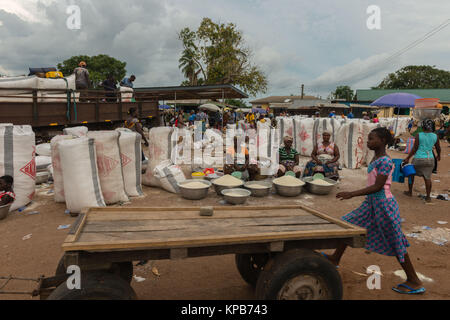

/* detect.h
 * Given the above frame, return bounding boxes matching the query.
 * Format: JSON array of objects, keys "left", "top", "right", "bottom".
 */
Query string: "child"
[
  {"left": 323, "top": 128, "right": 425, "bottom": 294},
  {"left": 0, "top": 175, "right": 15, "bottom": 206}
]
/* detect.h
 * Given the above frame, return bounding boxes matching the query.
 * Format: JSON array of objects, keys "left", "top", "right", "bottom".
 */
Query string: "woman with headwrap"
[
  {"left": 403, "top": 119, "right": 441, "bottom": 203},
  {"left": 276, "top": 136, "right": 301, "bottom": 178},
  {"left": 303, "top": 131, "right": 340, "bottom": 180}
]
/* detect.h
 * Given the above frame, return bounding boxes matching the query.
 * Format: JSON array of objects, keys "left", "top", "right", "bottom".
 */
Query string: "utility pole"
[{"left": 301, "top": 84, "right": 304, "bottom": 99}]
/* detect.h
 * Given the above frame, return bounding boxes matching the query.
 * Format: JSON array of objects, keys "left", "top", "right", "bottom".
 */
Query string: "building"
[
  {"left": 249, "top": 95, "right": 318, "bottom": 109},
  {"left": 356, "top": 89, "right": 450, "bottom": 117}
]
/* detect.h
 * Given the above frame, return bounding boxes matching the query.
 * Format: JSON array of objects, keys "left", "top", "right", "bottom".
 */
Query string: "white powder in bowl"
[
  {"left": 214, "top": 175, "right": 243, "bottom": 187},
  {"left": 273, "top": 175, "right": 305, "bottom": 187},
  {"left": 248, "top": 183, "right": 269, "bottom": 189},
  {"left": 310, "top": 179, "right": 334, "bottom": 186},
  {"left": 226, "top": 191, "right": 247, "bottom": 197},
  {"left": 182, "top": 181, "right": 209, "bottom": 189}
]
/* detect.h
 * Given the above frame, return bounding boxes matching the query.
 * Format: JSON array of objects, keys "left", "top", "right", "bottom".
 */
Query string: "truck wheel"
[
  {"left": 47, "top": 271, "right": 137, "bottom": 300},
  {"left": 55, "top": 257, "right": 133, "bottom": 283},
  {"left": 235, "top": 253, "right": 270, "bottom": 287},
  {"left": 255, "top": 249, "right": 342, "bottom": 300}
]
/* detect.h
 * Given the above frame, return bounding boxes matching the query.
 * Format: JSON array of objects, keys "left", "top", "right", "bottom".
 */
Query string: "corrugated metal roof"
[
  {"left": 250, "top": 95, "right": 318, "bottom": 104},
  {"left": 356, "top": 89, "right": 450, "bottom": 102}
]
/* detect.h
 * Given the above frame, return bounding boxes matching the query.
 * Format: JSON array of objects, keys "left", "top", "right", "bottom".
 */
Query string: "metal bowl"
[
  {"left": 177, "top": 179, "right": 212, "bottom": 200},
  {"left": 273, "top": 179, "right": 304, "bottom": 197},
  {"left": 211, "top": 178, "right": 244, "bottom": 196},
  {"left": 244, "top": 181, "right": 272, "bottom": 197},
  {"left": 413, "top": 108, "right": 441, "bottom": 121},
  {"left": 221, "top": 188, "right": 251, "bottom": 205},
  {"left": 302, "top": 177, "right": 338, "bottom": 195},
  {"left": 0, "top": 204, "right": 11, "bottom": 220}
]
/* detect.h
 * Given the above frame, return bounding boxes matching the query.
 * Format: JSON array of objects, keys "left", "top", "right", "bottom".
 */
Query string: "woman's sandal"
[{"left": 392, "top": 283, "right": 426, "bottom": 294}]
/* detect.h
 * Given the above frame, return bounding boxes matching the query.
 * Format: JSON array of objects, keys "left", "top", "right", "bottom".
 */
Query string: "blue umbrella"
[
  {"left": 370, "top": 93, "right": 422, "bottom": 108},
  {"left": 159, "top": 104, "right": 173, "bottom": 110},
  {"left": 370, "top": 93, "right": 422, "bottom": 135}
]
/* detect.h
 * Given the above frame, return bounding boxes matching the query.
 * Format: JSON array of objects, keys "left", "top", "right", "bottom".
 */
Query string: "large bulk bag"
[
  {"left": 116, "top": 130, "right": 143, "bottom": 197},
  {"left": 36, "top": 156, "right": 52, "bottom": 172},
  {"left": 0, "top": 125, "right": 35, "bottom": 211},
  {"left": 335, "top": 122, "right": 366, "bottom": 169},
  {"left": 63, "top": 126, "right": 88, "bottom": 137},
  {"left": 295, "top": 118, "right": 316, "bottom": 156},
  {"left": 362, "top": 123, "right": 381, "bottom": 165},
  {"left": 50, "top": 135, "right": 74, "bottom": 203},
  {"left": 143, "top": 127, "right": 174, "bottom": 187},
  {"left": 58, "top": 137, "right": 105, "bottom": 213},
  {"left": 87, "top": 131, "right": 129, "bottom": 204}
]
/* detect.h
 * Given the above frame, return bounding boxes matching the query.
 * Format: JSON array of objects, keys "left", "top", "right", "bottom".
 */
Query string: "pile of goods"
[
  {"left": 273, "top": 175, "right": 305, "bottom": 187},
  {"left": 213, "top": 174, "right": 244, "bottom": 187}
]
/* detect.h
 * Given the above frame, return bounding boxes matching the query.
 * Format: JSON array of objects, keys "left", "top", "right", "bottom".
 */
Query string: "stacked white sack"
[
  {"left": 58, "top": 137, "right": 105, "bottom": 213},
  {"left": 63, "top": 126, "right": 88, "bottom": 137},
  {"left": 0, "top": 125, "right": 35, "bottom": 211},
  {"left": 50, "top": 135, "right": 74, "bottom": 202},
  {"left": 87, "top": 131, "right": 129, "bottom": 204},
  {"left": 115, "top": 130, "right": 143, "bottom": 197}
]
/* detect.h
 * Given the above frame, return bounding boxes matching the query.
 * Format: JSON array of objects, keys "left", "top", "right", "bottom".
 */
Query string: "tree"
[
  {"left": 376, "top": 65, "right": 450, "bottom": 89},
  {"left": 332, "top": 85, "right": 354, "bottom": 100},
  {"left": 57, "top": 54, "right": 127, "bottom": 87},
  {"left": 178, "top": 18, "right": 268, "bottom": 96}
]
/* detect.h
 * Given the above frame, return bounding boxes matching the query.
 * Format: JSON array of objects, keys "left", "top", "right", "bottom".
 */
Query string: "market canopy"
[{"left": 370, "top": 93, "right": 422, "bottom": 108}]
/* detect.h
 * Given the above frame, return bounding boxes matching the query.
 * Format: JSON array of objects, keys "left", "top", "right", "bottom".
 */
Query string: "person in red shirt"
[{"left": 0, "top": 175, "right": 15, "bottom": 206}]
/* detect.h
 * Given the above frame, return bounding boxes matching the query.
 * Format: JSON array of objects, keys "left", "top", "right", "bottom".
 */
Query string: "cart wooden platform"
[{"left": 39, "top": 205, "right": 366, "bottom": 300}]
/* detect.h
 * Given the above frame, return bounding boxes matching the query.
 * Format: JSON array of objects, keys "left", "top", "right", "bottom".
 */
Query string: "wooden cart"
[{"left": 38, "top": 205, "right": 366, "bottom": 300}]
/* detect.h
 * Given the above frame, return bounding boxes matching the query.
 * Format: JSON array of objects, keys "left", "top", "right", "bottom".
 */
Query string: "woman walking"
[
  {"left": 323, "top": 128, "right": 425, "bottom": 294},
  {"left": 403, "top": 119, "right": 441, "bottom": 203}
]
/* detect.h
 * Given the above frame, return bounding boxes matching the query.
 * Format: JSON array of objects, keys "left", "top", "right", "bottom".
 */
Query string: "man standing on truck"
[
  {"left": 120, "top": 75, "right": 136, "bottom": 88},
  {"left": 74, "top": 61, "right": 90, "bottom": 102}
]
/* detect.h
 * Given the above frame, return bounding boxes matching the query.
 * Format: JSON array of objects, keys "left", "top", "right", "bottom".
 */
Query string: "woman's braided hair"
[{"left": 371, "top": 127, "right": 394, "bottom": 146}]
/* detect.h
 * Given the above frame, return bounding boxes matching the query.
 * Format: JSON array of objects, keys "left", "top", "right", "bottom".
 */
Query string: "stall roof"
[{"left": 134, "top": 84, "right": 248, "bottom": 100}]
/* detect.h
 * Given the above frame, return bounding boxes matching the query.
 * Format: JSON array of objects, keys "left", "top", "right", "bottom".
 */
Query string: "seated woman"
[
  {"left": 303, "top": 131, "right": 340, "bottom": 180},
  {"left": 276, "top": 136, "right": 301, "bottom": 178},
  {"left": 224, "top": 136, "right": 251, "bottom": 180}
]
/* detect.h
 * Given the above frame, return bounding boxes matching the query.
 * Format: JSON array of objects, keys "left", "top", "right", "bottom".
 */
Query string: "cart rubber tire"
[
  {"left": 255, "top": 249, "right": 342, "bottom": 300},
  {"left": 55, "top": 257, "right": 133, "bottom": 283},
  {"left": 235, "top": 253, "right": 270, "bottom": 287},
  {"left": 47, "top": 271, "right": 137, "bottom": 300}
]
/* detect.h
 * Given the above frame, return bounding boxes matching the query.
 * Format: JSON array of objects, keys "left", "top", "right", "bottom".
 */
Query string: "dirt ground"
[{"left": 1, "top": 141, "right": 449, "bottom": 300}]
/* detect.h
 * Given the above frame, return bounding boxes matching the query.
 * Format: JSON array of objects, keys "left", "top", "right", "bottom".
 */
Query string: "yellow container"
[
  {"left": 46, "top": 71, "right": 64, "bottom": 78},
  {"left": 191, "top": 172, "right": 205, "bottom": 180}
]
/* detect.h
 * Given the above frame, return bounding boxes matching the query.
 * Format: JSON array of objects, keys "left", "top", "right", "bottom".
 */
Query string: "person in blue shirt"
[
  {"left": 403, "top": 119, "right": 441, "bottom": 203},
  {"left": 347, "top": 111, "right": 354, "bottom": 119},
  {"left": 120, "top": 75, "right": 136, "bottom": 88},
  {"left": 328, "top": 110, "right": 336, "bottom": 118}
]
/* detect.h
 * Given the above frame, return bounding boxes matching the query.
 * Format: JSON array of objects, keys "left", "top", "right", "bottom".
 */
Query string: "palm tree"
[{"left": 179, "top": 49, "right": 201, "bottom": 86}]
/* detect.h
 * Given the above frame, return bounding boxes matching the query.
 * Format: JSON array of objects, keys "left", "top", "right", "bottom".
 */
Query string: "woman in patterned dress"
[
  {"left": 303, "top": 131, "right": 340, "bottom": 180},
  {"left": 323, "top": 127, "right": 425, "bottom": 294}
]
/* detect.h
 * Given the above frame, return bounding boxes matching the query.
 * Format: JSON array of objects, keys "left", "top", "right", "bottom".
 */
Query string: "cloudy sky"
[{"left": 0, "top": 0, "right": 449, "bottom": 99}]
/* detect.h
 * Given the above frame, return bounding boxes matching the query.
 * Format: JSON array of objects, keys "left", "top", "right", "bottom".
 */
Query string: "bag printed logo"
[
  {"left": 20, "top": 158, "right": 36, "bottom": 180},
  {"left": 120, "top": 153, "right": 132, "bottom": 167},
  {"left": 97, "top": 155, "right": 119, "bottom": 177}
]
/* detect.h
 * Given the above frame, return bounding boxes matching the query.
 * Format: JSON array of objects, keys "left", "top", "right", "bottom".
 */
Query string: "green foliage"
[
  {"left": 57, "top": 54, "right": 127, "bottom": 87},
  {"left": 333, "top": 85, "right": 354, "bottom": 100},
  {"left": 178, "top": 18, "right": 268, "bottom": 96},
  {"left": 376, "top": 65, "right": 450, "bottom": 89}
]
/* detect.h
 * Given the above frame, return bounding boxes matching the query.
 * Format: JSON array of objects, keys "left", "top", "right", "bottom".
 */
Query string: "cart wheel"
[
  {"left": 55, "top": 257, "right": 133, "bottom": 283},
  {"left": 255, "top": 249, "right": 342, "bottom": 300},
  {"left": 235, "top": 253, "right": 270, "bottom": 287},
  {"left": 47, "top": 271, "right": 137, "bottom": 300}
]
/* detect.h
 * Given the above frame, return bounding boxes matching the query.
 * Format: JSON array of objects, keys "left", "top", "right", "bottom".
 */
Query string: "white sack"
[
  {"left": 0, "top": 125, "right": 35, "bottom": 211},
  {"left": 36, "top": 143, "right": 51, "bottom": 156},
  {"left": 58, "top": 137, "right": 105, "bottom": 213},
  {"left": 87, "top": 131, "right": 129, "bottom": 204},
  {"left": 63, "top": 126, "right": 88, "bottom": 137},
  {"left": 154, "top": 160, "right": 186, "bottom": 193},
  {"left": 50, "top": 135, "right": 74, "bottom": 202}
]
